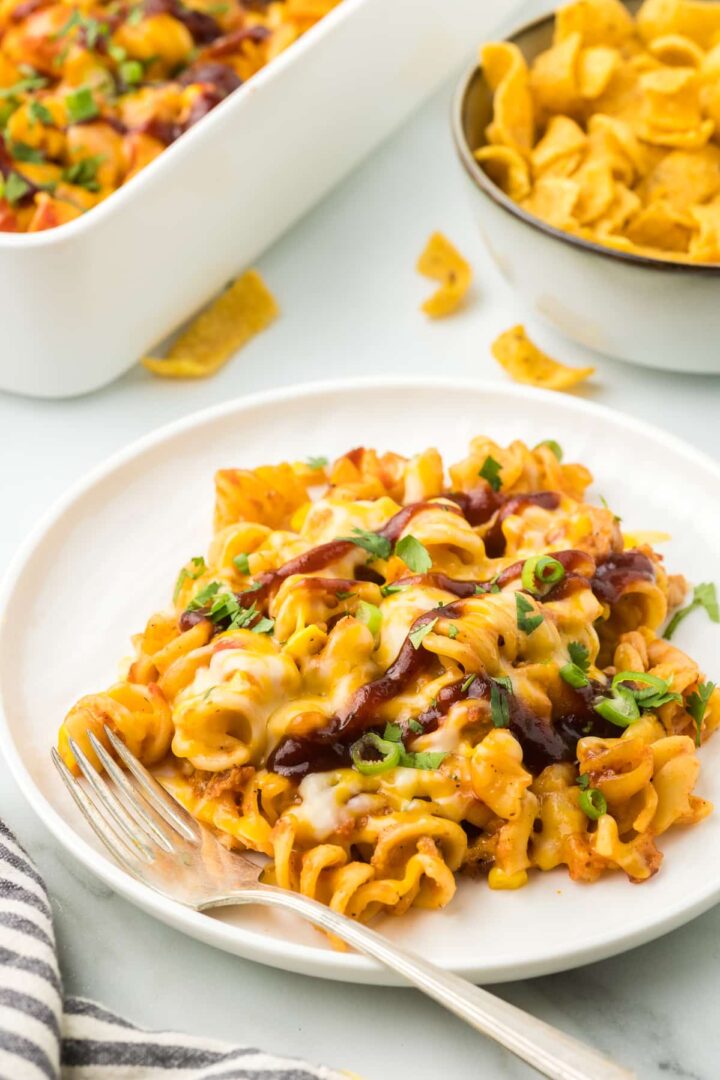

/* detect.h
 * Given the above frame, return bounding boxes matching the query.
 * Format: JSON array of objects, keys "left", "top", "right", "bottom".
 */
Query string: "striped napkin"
[{"left": 0, "top": 819, "right": 347, "bottom": 1080}]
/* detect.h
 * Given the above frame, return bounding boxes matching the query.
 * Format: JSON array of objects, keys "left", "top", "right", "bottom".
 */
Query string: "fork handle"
[{"left": 199, "top": 886, "right": 634, "bottom": 1080}]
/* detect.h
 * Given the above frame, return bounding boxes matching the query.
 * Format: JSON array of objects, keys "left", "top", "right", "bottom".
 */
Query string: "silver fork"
[{"left": 52, "top": 726, "right": 634, "bottom": 1080}]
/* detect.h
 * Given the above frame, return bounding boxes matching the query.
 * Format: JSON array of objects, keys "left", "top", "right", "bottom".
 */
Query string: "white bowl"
[
  {"left": 0, "top": 0, "right": 505, "bottom": 399},
  {"left": 452, "top": 5, "right": 720, "bottom": 376}
]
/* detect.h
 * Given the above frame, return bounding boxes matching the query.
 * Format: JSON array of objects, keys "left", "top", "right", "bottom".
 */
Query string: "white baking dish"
[{"left": 1, "top": 0, "right": 512, "bottom": 399}]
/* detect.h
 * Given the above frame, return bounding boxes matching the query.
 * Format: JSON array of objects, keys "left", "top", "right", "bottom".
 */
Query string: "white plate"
[{"left": 1, "top": 378, "right": 719, "bottom": 986}]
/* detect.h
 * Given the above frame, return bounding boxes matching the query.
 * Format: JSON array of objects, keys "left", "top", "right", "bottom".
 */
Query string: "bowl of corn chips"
[{"left": 453, "top": 0, "right": 720, "bottom": 374}]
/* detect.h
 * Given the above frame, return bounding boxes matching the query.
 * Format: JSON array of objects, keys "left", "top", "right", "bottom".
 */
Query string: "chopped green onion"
[
  {"left": 409, "top": 751, "right": 448, "bottom": 770},
  {"left": 233, "top": 553, "right": 250, "bottom": 575},
  {"left": 515, "top": 592, "right": 544, "bottom": 635},
  {"left": 461, "top": 674, "right": 476, "bottom": 693},
  {"left": 409, "top": 617, "right": 437, "bottom": 650},
  {"left": 560, "top": 662, "right": 589, "bottom": 689},
  {"left": 490, "top": 680, "right": 510, "bottom": 727},
  {"left": 664, "top": 582, "right": 719, "bottom": 640},
  {"left": 109, "top": 43, "right": 128, "bottom": 63},
  {"left": 306, "top": 455, "right": 328, "bottom": 470},
  {"left": 351, "top": 732, "right": 402, "bottom": 775},
  {"left": 127, "top": 5, "right": 144, "bottom": 22},
  {"left": 579, "top": 787, "right": 606, "bottom": 820},
  {"left": 335, "top": 589, "right": 355, "bottom": 601},
  {"left": 447, "top": 624, "right": 459, "bottom": 639},
  {"left": 356, "top": 600, "right": 382, "bottom": 636},
  {"left": 577, "top": 772, "right": 590, "bottom": 790},
  {"left": 383, "top": 722, "right": 403, "bottom": 743},
  {"left": 687, "top": 681, "right": 716, "bottom": 747},
  {"left": 53, "top": 9, "right": 82, "bottom": 38},
  {"left": 408, "top": 719, "right": 424, "bottom": 734},
  {"left": 536, "top": 439, "right": 563, "bottom": 461},
  {"left": 65, "top": 87, "right": 99, "bottom": 123},
  {"left": 520, "top": 555, "right": 565, "bottom": 596},
  {"left": 593, "top": 688, "right": 640, "bottom": 728},
  {"left": 394, "top": 534, "right": 431, "bottom": 574},
  {"left": 0, "top": 73, "right": 47, "bottom": 97},
  {"left": 120, "top": 59, "right": 143, "bottom": 85},
  {"left": 478, "top": 454, "right": 502, "bottom": 492},
  {"left": 611, "top": 670, "right": 681, "bottom": 709},
  {"left": 340, "top": 527, "right": 391, "bottom": 561}
]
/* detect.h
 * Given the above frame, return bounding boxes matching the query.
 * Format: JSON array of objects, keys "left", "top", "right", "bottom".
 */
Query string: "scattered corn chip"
[
  {"left": 491, "top": 325, "right": 595, "bottom": 391},
  {"left": 417, "top": 232, "right": 472, "bottom": 318},
  {"left": 143, "top": 270, "right": 279, "bottom": 379}
]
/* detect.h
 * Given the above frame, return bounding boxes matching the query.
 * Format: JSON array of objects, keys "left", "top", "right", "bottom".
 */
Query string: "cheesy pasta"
[
  {"left": 59, "top": 437, "right": 720, "bottom": 935},
  {"left": 0, "top": 0, "right": 339, "bottom": 232}
]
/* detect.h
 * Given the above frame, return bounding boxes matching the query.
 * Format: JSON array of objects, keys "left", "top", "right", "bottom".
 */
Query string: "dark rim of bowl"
[{"left": 451, "top": 9, "right": 720, "bottom": 276}]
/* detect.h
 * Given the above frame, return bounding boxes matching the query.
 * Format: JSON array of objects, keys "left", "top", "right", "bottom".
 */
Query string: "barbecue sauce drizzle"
[{"left": 179, "top": 487, "right": 656, "bottom": 778}]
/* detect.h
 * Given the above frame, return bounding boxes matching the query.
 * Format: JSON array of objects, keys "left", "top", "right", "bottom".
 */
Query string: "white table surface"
[{"left": 2, "top": 6, "right": 720, "bottom": 1076}]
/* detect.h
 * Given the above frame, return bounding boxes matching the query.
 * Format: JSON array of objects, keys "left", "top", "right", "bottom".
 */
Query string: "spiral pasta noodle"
[{"left": 58, "top": 434, "right": 719, "bottom": 939}]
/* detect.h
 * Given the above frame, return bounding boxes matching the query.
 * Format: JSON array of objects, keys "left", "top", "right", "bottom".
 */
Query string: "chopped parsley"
[
  {"left": 409, "top": 617, "right": 437, "bottom": 650},
  {"left": 306, "top": 455, "right": 328, "bottom": 470},
  {"left": 515, "top": 591, "right": 544, "bottom": 635},
  {"left": 29, "top": 100, "right": 53, "bottom": 125},
  {"left": 568, "top": 641, "right": 590, "bottom": 672},
  {"left": 380, "top": 582, "right": 406, "bottom": 597},
  {"left": 687, "top": 681, "right": 716, "bottom": 747},
  {"left": 186, "top": 581, "right": 221, "bottom": 610},
  {"left": 478, "top": 454, "right": 502, "bottom": 492},
  {"left": 4, "top": 172, "right": 30, "bottom": 205},
  {"left": 664, "top": 582, "right": 719, "bottom": 641},
  {"left": 173, "top": 555, "right": 206, "bottom": 600},
  {"left": 340, "top": 527, "right": 391, "bottom": 561},
  {"left": 394, "top": 534, "right": 431, "bottom": 574},
  {"left": 6, "top": 140, "right": 44, "bottom": 163},
  {"left": 62, "top": 154, "right": 105, "bottom": 191}
]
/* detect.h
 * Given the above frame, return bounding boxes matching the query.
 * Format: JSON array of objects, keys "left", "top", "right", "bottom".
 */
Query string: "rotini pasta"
[{"left": 58, "top": 435, "right": 719, "bottom": 941}]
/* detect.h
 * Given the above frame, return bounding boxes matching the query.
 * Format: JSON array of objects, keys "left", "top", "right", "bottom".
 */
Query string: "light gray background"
[{"left": 1, "top": 2, "right": 719, "bottom": 1076}]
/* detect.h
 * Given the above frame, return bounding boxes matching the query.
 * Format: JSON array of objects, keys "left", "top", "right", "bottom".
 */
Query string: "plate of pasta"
[{"left": 1, "top": 378, "right": 720, "bottom": 985}]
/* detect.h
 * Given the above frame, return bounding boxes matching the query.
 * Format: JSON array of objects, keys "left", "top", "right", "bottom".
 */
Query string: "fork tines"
[{"left": 51, "top": 727, "right": 200, "bottom": 872}]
